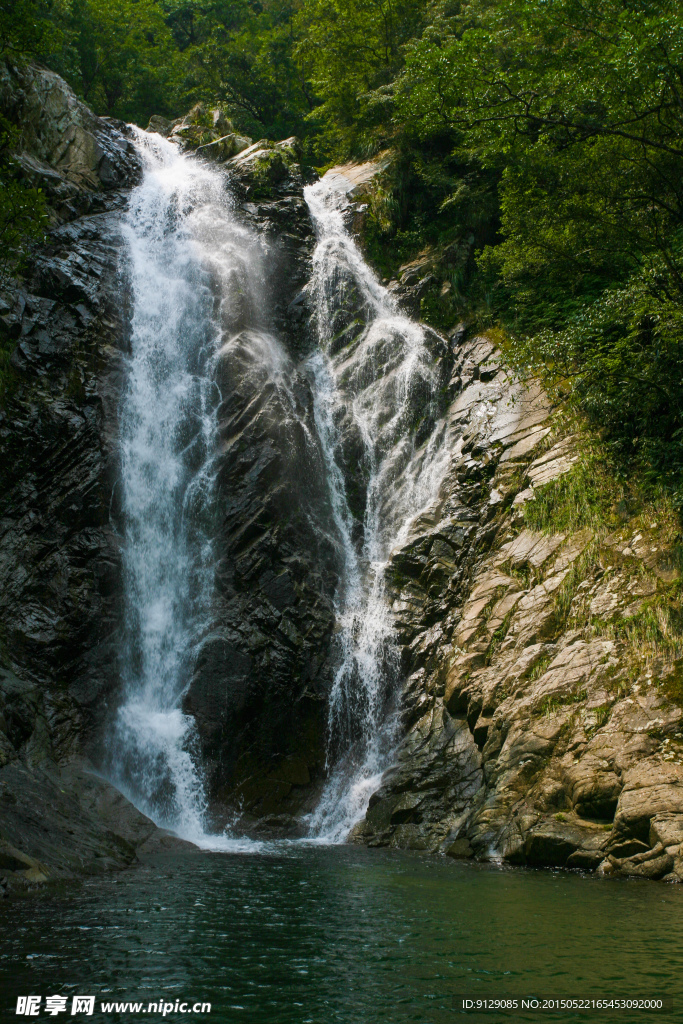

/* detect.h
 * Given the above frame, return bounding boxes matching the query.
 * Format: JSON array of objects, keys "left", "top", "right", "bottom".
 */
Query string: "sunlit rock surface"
[{"left": 350, "top": 335, "right": 683, "bottom": 882}]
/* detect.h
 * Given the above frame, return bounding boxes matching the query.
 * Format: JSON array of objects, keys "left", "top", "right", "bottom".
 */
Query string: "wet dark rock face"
[
  {"left": 186, "top": 326, "right": 341, "bottom": 818},
  {"left": 1, "top": 216, "right": 128, "bottom": 729},
  {"left": 0, "top": 63, "right": 142, "bottom": 760},
  {"left": 187, "top": 355, "right": 339, "bottom": 818},
  {"left": 179, "top": 153, "right": 341, "bottom": 819},
  {"left": 238, "top": 190, "right": 318, "bottom": 358}
]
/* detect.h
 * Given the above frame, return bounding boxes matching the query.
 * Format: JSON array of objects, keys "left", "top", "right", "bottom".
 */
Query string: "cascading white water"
[
  {"left": 110, "top": 130, "right": 265, "bottom": 849},
  {"left": 304, "top": 176, "right": 450, "bottom": 841}
]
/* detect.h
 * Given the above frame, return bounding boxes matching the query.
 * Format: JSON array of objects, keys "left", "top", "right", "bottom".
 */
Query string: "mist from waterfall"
[
  {"left": 109, "top": 130, "right": 263, "bottom": 850},
  {"left": 304, "top": 176, "right": 450, "bottom": 842}
]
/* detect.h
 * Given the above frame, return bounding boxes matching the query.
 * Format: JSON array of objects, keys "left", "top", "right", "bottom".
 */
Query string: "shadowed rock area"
[{"left": 185, "top": 328, "right": 341, "bottom": 819}]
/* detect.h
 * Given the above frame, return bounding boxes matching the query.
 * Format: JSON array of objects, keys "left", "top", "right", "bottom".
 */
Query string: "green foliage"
[
  {"left": 395, "top": 0, "right": 683, "bottom": 489},
  {"left": 662, "top": 659, "right": 683, "bottom": 709},
  {"left": 590, "top": 704, "right": 611, "bottom": 731},
  {"left": 485, "top": 609, "right": 513, "bottom": 664},
  {"left": 66, "top": 0, "right": 180, "bottom": 119},
  {"left": 2, "top": 0, "right": 312, "bottom": 135},
  {"left": 550, "top": 540, "right": 601, "bottom": 634},
  {"left": 527, "top": 653, "right": 553, "bottom": 683},
  {"left": 294, "top": 0, "right": 424, "bottom": 157},
  {"left": 0, "top": 0, "right": 71, "bottom": 61},
  {"left": 174, "top": 0, "right": 312, "bottom": 139},
  {"left": 362, "top": 148, "right": 499, "bottom": 279},
  {"left": 0, "top": 111, "right": 48, "bottom": 402},
  {"left": 506, "top": 270, "right": 683, "bottom": 482},
  {"left": 599, "top": 595, "right": 683, "bottom": 666},
  {"left": 0, "top": 175, "right": 46, "bottom": 271},
  {"left": 538, "top": 686, "right": 587, "bottom": 718},
  {"left": 1, "top": 0, "right": 182, "bottom": 122}
]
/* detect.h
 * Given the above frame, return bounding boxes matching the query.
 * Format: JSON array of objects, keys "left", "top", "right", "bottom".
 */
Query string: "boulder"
[
  {"left": 146, "top": 114, "right": 173, "bottom": 137},
  {"left": 613, "top": 761, "right": 683, "bottom": 841},
  {"left": 0, "top": 759, "right": 197, "bottom": 888},
  {"left": 608, "top": 843, "right": 675, "bottom": 880},
  {"left": 195, "top": 133, "right": 252, "bottom": 162},
  {"left": 1, "top": 59, "right": 139, "bottom": 208}
]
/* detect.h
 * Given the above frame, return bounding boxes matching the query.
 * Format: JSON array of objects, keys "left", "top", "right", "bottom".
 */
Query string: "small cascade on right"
[{"left": 304, "top": 175, "right": 451, "bottom": 841}]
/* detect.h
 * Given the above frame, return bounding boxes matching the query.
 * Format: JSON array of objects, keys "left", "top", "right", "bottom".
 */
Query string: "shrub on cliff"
[{"left": 0, "top": 117, "right": 47, "bottom": 281}]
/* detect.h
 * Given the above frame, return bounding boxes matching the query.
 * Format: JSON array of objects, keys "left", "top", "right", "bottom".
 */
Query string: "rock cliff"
[
  {"left": 1, "top": 63, "right": 681, "bottom": 886},
  {"left": 183, "top": 163, "right": 342, "bottom": 820},
  {"left": 0, "top": 62, "right": 186, "bottom": 885}
]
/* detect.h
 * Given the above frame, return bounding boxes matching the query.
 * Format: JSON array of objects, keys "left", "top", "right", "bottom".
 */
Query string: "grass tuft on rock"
[{"left": 524, "top": 457, "right": 621, "bottom": 535}]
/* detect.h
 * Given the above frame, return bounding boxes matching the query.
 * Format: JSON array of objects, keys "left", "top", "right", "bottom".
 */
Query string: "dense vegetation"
[{"left": 2, "top": 0, "right": 683, "bottom": 494}]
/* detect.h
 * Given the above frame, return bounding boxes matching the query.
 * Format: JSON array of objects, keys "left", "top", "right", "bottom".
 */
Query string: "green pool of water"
[{"left": 2, "top": 846, "right": 681, "bottom": 1023}]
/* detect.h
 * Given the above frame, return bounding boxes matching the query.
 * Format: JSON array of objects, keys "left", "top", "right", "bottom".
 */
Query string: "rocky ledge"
[{"left": 0, "top": 752, "right": 196, "bottom": 893}]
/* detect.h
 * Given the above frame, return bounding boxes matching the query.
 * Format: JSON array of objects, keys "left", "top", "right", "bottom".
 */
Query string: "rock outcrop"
[
  {"left": 0, "top": 753, "right": 196, "bottom": 889},
  {"left": 146, "top": 103, "right": 251, "bottom": 158},
  {"left": 348, "top": 332, "right": 683, "bottom": 881},
  {"left": 1, "top": 60, "right": 139, "bottom": 221}
]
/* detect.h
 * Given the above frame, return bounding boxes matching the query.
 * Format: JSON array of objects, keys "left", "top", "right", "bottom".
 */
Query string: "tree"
[
  {"left": 184, "top": 0, "right": 310, "bottom": 138},
  {"left": 396, "top": 0, "right": 683, "bottom": 476},
  {"left": 65, "top": 0, "right": 180, "bottom": 120},
  {"left": 0, "top": 0, "right": 70, "bottom": 63},
  {"left": 294, "top": 0, "right": 425, "bottom": 155}
]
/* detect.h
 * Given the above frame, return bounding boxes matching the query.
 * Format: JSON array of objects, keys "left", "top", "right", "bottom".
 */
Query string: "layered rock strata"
[{"left": 350, "top": 334, "right": 683, "bottom": 881}]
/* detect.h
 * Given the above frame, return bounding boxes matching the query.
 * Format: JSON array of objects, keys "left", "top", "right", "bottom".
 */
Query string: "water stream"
[
  {"left": 109, "top": 130, "right": 263, "bottom": 849},
  {"left": 303, "top": 176, "right": 450, "bottom": 840}
]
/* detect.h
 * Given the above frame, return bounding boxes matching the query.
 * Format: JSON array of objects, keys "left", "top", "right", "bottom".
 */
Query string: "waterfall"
[
  {"left": 304, "top": 175, "right": 450, "bottom": 841},
  {"left": 107, "top": 130, "right": 448, "bottom": 848},
  {"left": 109, "top": 130, "right": 264, "bottom": 849}
]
